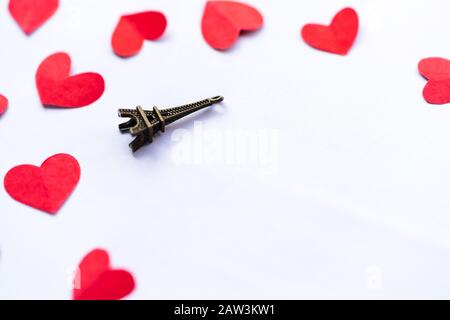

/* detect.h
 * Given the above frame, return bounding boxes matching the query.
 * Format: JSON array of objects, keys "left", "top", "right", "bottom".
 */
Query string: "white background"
[{"left": 0, "top": 0, "right": 450, "bottom": 299}]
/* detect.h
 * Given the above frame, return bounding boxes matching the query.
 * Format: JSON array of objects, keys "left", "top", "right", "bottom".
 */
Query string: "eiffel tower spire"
[{"left": 118, "top": 96, "right": 224, "bottom": 152}]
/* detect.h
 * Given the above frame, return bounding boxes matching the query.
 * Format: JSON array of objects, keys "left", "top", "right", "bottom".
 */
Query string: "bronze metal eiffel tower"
[{"left": 118, "top": 96, "right": 224, "bottom": 152}]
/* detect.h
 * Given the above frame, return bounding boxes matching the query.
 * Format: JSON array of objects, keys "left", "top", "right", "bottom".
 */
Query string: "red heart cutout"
[
  {"left": 36, "top": 52, "right": 105, "bottom": 108},
  {"left": 418, "top": 58, "right": 450, "bottom": 105},
  {"left": 4, "top": 154, "right": 80, "bottom": 214},
  {"left": 73, "top": 249, "right": 136, "bottom": 300},
  {"left": 9, "top": 0, "right": 59, "bottom": 35},
  {"left": 112, "top": 11, "right": 167, "bottom": 58},
  {"left": 0, "top": 94, "right": 8, "bottom": 115},
  {"left": 419, "top": 58, "right": 450, "bottom": 81},
  {"left": 422, "top": 79, "right": 450, "bottom": 105},
  {"left": 301, "top": 7, "right": 359, "bottom": 55},
  {"left": 202, "top": 1, "right": 263, "bottom": 50}
]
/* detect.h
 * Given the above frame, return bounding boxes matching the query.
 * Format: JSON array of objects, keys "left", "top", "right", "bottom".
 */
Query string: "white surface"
[{"left": 1, "top": 0, "right": 450, "bottom": 299}]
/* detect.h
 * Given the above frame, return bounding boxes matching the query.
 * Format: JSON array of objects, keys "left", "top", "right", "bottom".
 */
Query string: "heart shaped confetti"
[
  {"left": 36, "top": 52, "right": 105, "bottom": 108},
  {"left": 73, "top": 249, "right": 136, "bottom": 300},
  {"left": 419, "top": 57, "right": 450, "bottom": 81},
  {"left": 4, "top": 154, "right": 80, "bottom": 214},
  {"left": 418, "top": 57, "right": 450, "bottom": 105},
  {"left": 0, "top": 95, "right": 8, "bottom": 115},
  {"left": 9, "top": 0, "right": 59, "bottom": 35},
  {"left": 301, "top": 7, "right": 359, "bottom": 55},
  {"left": 422, "top": 79, "right": 450, "bottom": 105},
  {"left": 112, "top": 11, "right": 167, "bottom": 58},
  {"left": 202, "top": 1, "right": 263, "bottom": 50}
]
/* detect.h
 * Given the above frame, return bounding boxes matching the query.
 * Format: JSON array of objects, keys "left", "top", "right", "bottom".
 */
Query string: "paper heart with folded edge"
[
  {"left": 112, "top": 11, "right": 167, "bottom": 58},
  {"left": 0, "top": 95, "right": 8, "bottom": 115},
  {"left": 9, "top": 0, "right": 59, "bottom": 34},
  {"left": 4, "top": 154, "right": 80, "bottom": 214},
  {"left": 202, "top": 1, "right": 263, "bottom": 50},
  {"left": 73, "top": 249, "right": 136, "bottom": 300},
  {"left": 36, "top": 52, "right": 105, "bottom": 108},
  {"left": 418, "top": 58, "right": 450, "bottom": 105},
  {"left": 301, "top": 7, "right": 359, "bottom": 55}
]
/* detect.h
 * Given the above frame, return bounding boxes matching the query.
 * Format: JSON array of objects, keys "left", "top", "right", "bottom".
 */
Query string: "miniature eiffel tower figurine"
[{"left": 118, "top": 96, "right": 224, "bottom": 152}]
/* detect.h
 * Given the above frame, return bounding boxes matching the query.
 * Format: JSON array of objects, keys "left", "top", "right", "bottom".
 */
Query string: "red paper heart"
[
  {"left": 4, "top": 154, "right": 80, "bottom": 214},
  {"left": 0, "top": 95, "right": 8, "bottom": 115},
  {"left": 418, "top": 58, "right": 450, "bottom": 105},
  {"left": 419, "top": 58, "right": 450, "bottom": 81},
  {"left": 422, "top": 79, "right": 450, "bottom": 105},
  {"left": 202, "top": 1, "right": 263, "bottom": 50},
  {"left": 301, "top": 7, "right": 359, "bottom": 55},
  {"left": 36, "top": 52, "right": 105, "bottom": 108},
  {"left": 73, "top": 249, "right": 136, "bottom": 300},
  {"left": 112, "top": 11, "right": 167, "bottom": 58},
  {"left": 9, "top": 0, "right": 59, "bottom": 35}
]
